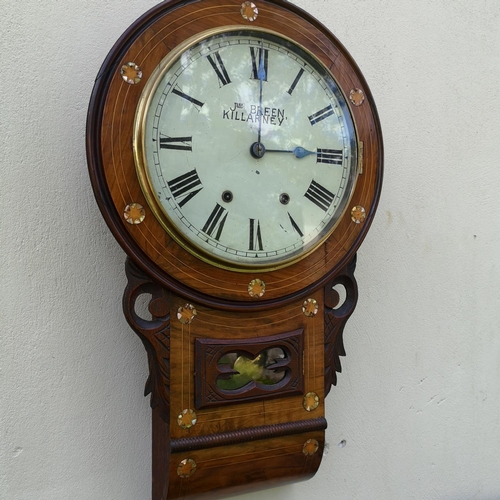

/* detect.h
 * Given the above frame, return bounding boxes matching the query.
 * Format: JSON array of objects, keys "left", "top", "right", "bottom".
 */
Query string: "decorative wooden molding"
[
  {"left": 194, "top": 330, "right": 304, "bottom": 409},
  {"left": 123, "top": 258, "right": 171, "bottom": 422},
  {"left": 324, "top": 254, "right": 358, "bottom": 396},
  {"left": 171, "top": 417, "right": 327, "bottom": 453}
]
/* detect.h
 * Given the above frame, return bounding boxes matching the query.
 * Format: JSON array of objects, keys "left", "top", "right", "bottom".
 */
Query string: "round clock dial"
[
  {"left": 88, "top": 0, "right": 383, "bottom": 303},
  {"left": 135, "top": 28, "right": 358, "bottom": 270}
]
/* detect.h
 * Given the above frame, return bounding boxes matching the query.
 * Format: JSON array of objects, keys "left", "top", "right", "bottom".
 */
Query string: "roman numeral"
[
  {"left": 207, "top": 52, "right": 231, "bottom": 87},
  {"left": 159, "top": 136, "right": 192, "bottom": 151},
  {"left": 171, "top": 85, "right": 204, "bottom": 111},
  {"left": 288, "top": 213, "right": 303, "bottom": 237},
  {"left": 308, "top": 105, "right": 334, "bottom": 125},
  {"left": 202, "top": 204, "right": 228, "bottom": 241},
  {"left": 167, "top": 170, "right": 203, "bottom": 207},
  {"left": 317, "top": 149, "right": 343, "bottom": 165},
  {"left": 250, "top": 47, "right": 268, "bottom": 80},
  {"left": 249, "top": 219, "right": 263, "bottom": 251},
  {"left": 287, "top": 68, "right": 305, "bottom": 95},
  {"left": 304, "top": 180, "right": 335, "bottom": 212}
]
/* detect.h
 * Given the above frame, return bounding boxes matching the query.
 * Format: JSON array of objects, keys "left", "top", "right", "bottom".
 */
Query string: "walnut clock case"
[{"left": 86, "top": 0, "right": 383, "bottom": 498}]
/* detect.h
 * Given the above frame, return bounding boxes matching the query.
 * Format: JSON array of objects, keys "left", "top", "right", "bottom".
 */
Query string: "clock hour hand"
[{"left": 265, "top": 146, "right": 316, "bottom": 159}]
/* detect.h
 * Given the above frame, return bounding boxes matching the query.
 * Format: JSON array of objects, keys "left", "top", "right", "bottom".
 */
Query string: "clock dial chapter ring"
[
  {"left": 134, "top": 27, "right": 359, "bottom": 272},
  {"left": 88, "top": 0, "right": 383, "bottom": 303}
]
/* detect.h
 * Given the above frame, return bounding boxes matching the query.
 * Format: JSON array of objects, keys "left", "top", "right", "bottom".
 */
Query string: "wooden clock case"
[{"left": 86, "top": 0, "right": 383, "bottom": 498}]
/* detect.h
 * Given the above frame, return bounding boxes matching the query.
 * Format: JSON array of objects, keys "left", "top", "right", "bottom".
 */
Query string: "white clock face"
[{"left": 135, "top": 28, "right": 358, "bottom": 269}]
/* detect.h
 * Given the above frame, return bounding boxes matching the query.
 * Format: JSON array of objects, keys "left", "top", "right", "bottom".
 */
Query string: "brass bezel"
[{"left": 133, "top": 26, "right": 361, "bottom": 273}]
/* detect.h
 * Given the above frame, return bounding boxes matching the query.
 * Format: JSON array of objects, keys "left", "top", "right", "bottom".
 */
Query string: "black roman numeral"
[
  {"left": 317, "top": 149, "right": 343, "bottom": 165},
  {"left": 304, "top": 180, "right": 335, "bottom": 212},
  {"left": 308, "top": 105, "right": 334, "bottom": 125},
  {"left": 250, "top": 47, "right": 268, "bottom": 80},
  {"left": 288, "top": 213, "right": 304, "bottom": 237},
  {"left": 167, "top": 170, "right": 203, "bottom": 207},
  {"left": 287, "top": 68, "right": 305, "bottom": 95},
  {"left": 159, "top": 136, "right": 192, "bottom": 151},
  {"left": 249, "top": 219, "right": 263, "bottom": 251},
  {"left": 202, "top": 204, "right": 228, "bottom": 241},
  {"left": 171, "top": 85, "right": 204, "bottom": 111},
  {"left": 207, "top": 52, "right": 231, "bottom": 87}
]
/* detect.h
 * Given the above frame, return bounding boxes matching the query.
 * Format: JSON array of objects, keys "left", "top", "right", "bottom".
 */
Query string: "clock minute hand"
[
  {"left": 265, "top": 146, "right": 316, "bottom": 159},
  {"left": 257, "top": 43, "right": 266, "bottom": 145},
  {"left": 257, "top": 46, "right": 266, "bottom": 82}
]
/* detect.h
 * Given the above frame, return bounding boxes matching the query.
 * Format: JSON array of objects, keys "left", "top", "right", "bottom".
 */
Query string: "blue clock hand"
[
  {"left": 265, "top": 146, "right": 316, "bottom": 159},
  {"left": 257, "top": 42, "right": 266, "bottom": 145},
  {"left": 249, "top": 42, "right": 267, "bottom": 159}
]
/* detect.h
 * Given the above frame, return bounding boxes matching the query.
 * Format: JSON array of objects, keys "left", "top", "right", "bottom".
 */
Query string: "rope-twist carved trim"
[{"left": 171, "top": 417, "right": 327, "bottom": 453}]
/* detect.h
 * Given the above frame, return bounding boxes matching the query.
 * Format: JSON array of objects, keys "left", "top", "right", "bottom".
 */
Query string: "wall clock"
[{"left": 86, "top": 0, "right": 383, "bottom": 498}]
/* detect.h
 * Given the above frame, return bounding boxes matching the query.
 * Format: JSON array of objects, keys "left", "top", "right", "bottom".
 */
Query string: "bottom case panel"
[{"left": 166, "top": 429, "right": 325, "bottom": 500}]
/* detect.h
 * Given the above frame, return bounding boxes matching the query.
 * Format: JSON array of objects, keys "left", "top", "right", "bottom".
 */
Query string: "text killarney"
[{"left": 222, "top": 102, "right": 286, "bottom": 126}]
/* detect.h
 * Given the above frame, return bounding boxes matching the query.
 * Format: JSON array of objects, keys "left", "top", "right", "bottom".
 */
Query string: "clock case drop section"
[
  {"left": 123, "top": 253, "right": 358, "bottom": 499},
  {"left": 85, "top": 0, "right": 383, "bottom": 499}
]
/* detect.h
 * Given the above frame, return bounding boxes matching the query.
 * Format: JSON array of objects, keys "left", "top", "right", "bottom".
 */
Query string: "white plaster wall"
[{"left": 2, "top": 0, "right": 499, "bottom": 499}]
